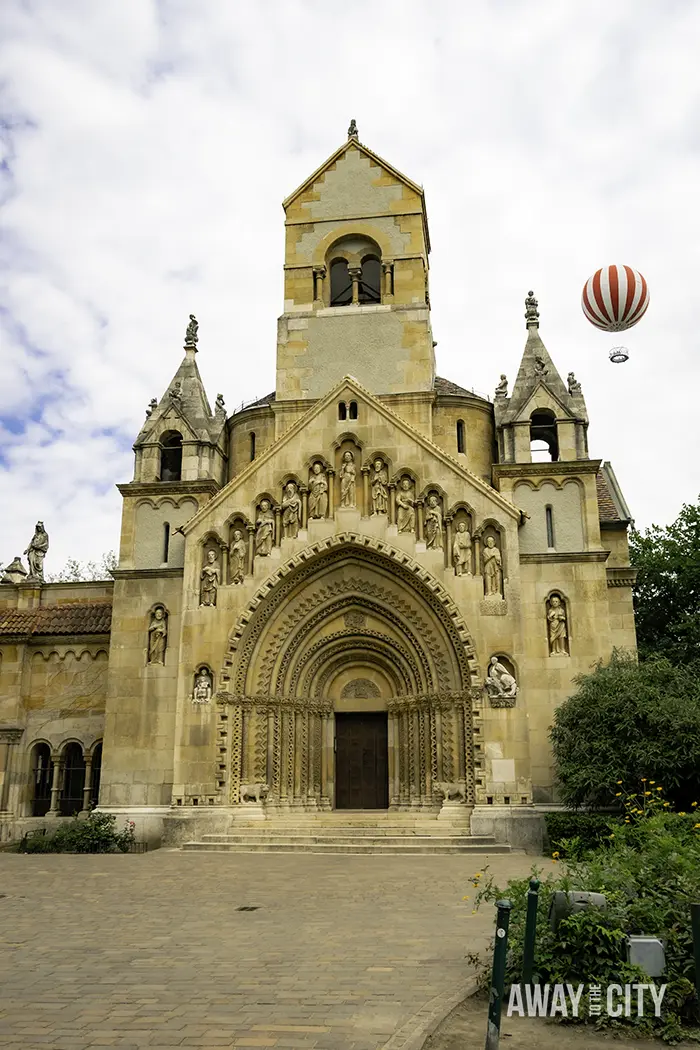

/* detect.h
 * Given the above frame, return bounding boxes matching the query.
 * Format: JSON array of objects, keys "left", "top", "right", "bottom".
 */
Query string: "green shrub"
[
  {"left": 471, "top": 789, "right": 700, "bottom": 1043},
  {"left": 544, "top": 812, "right": 615, "bottom": 857},
  {"left": 20, "top": 811, "right": 135, "bottom": 854}
]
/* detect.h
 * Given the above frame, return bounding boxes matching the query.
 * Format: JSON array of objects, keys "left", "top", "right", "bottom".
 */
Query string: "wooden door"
[{"left": 334, "top": 713, "right": 388, "bottom": 809}]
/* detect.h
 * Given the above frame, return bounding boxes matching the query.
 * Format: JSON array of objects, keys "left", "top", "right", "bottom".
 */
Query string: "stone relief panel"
[
  {"left": 340, "top": 678, "right": 381, "bottom": 699},
  {"left": 28, "top": 649, "right": 109, "bottom": 713},
  {"left": 485, "top": 655, "right": 518, "bottom": 708},
  {"left": 147, "top": 605, "right": 168, "bottom": 665},
  {"left": 547, "top": 592, "right": 570, "bottom": 656}
]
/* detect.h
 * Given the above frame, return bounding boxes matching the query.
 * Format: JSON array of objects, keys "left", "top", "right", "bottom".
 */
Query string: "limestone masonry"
[{"left": 0, "top": 129, "right": 637, "bottom": 850}]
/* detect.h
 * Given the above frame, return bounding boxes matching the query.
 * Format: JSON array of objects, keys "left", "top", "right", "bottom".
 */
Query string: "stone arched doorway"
[{"left": 218, "top": 536, "right": 480, "bottom": 811}]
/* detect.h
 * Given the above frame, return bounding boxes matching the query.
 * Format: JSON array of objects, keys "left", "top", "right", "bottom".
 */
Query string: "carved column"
[
  {"left": 266, "top": 707, "right": 275, "bottom": 790},
  {"left": 221, "top": 544, "right": 229, "bottom": 586},
  {"left": 327, "top": 468, "right": 336, "bottom": 515},
  {"left": 445, "top": 516, "right": 453, "bottom": 572},
  {"left": 361, "top": 466, "right": 370, "bottom": 516},
  {"left": 388, "top": 483, "right": 396, "bottom": 526},
  {"left": 229, "top": 704, "right": 243, "bottom": 805},
  {"left": 320, "top": 711, "right": 333, "bottom": 809},
  {"left": 433, "top": 706, "right": 443, "bottom": 785},
  {"left": 474, "top": 532, "right": 482, "bottom": 579},
  {"left": 301, "top": 486, "right": 309, "bottom": 529},
  {"left": 416, "top": 499, "right": 425, "bottom": 542},
  {"left": 279, "top": 712, "right": 290, "bottom": 807},
  {"left": 271, "top": 706, "right": 281, "bottom": 802},
  {"left": 349, "top": 266, "right": 361, "bottom": 305},
  {"left": 313, "top": 265, "right": 326, "bottom": 304},
  {"left": 81, "top": 754, "right": 93, "bottom": 813},
  {"left": 418, "top": 707, "right": 429, "bottom": 804},
  {"left": 382, "top": 261, "right": 393, "bottom": 299},
  {"left": 388, "top": 711, "right": 399, "bottom": 808},
  {"left": 246, "top": 524, "right": 255, "bottom": 575},
  {"left": 399, "top": 708, "right": 410, "bottom": 808},
  {"left": 0, "top": 729, "right": 22, "bottom": 814},
  {"left": 48, "top": 755, "right": 62, "bottom": 816},
  {"left": 274, "top": 506, "right": 282, "bottom": 547}
]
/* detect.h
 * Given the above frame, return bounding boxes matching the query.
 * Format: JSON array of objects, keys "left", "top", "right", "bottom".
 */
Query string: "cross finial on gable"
[{"left": 348, "top": 118, "right": 358, "bottom": 140}]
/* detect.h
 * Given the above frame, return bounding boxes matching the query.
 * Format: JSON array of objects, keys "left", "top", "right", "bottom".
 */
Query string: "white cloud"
[{"left": 1, "top": 0, "right": 698, "bottom": 571}]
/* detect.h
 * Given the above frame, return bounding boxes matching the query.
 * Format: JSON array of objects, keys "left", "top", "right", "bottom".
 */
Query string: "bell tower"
[{"left": 276, "top": 122, "right": 435, "bottom": 401}]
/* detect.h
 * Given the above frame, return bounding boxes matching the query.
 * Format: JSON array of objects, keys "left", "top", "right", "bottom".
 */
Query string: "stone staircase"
[{"left": 181, "top": 812, "right": 513, "bottom": 855}]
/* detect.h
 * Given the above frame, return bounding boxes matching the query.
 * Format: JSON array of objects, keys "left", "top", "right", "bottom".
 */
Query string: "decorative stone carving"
[
  {"left": 567, "top": 371, "right": 582, "bottom": 395},
  {"left": 547, "top": 594, "right": 569, "bottom": 655},
  {"left": 495, "top": 374, "right": 508, "bottom": 398},
  {"left": 343, "top": 610, "right": 366, "bottom": 630},
  {"left": 308, "top": 462, "right": 328, "bottom": 519},
  {"left": 482, "top": 536, "right": 503, "bottom": 597},
  {"left": 434, "top": 781, "right": 467, "bottom": 804},
  {"left": 1, "top": 556, "right": 28, "bottom": 585},
  {"left": 339, "top": 451, "right": 356, "bottom": 508},
  {"left": 452, "top": 522, "right": 472, "bottom": 576},
  {"left": 485, "top": 656, "right": 518, "bottom": 707},
  {"left": 340, "top": 678, "right": 380, "bottom": 699},
  {"left": 184, "top": 313, "right": 198, "bottom": 347},
  {"left": 424, "top": 495, "right": 443, "bottom": 550},
  {"left": 525, "top": 289, "right": 539, "bottom": 324},
  {"left": 146, "top": 397, "right": 157, "bottom": 417},
  {"left": 534, "top": 354, "right": 548, "bottom": 377},
  {"left": 281, "top": 481, "right": 302, "bottom": 539},
  {"left": 255, "top": 499, "right": 274, "bottom": 556},
  {"left": 348, "top": 118, "right": 358, "bottom": 139},
  {"left": 169, "top": 380, "right": 182, "bottom": 403},
  {"left": 371, "top": 458, "right": 388, "bottom": 515},
  {"left": 396, "top": 477, "right": 416, "bottom": 533},
  {"left": 229, "top": 529, "right": 247, "bottom": 584},
  {"left": 24, "top": 521, "right": 49, "bottom": 580},
  {"left": 192, "top": 668, "right": 213, "bottom": 703},
  {"left": 200, "top": 549, "right": 220, "bottom": 606},
  {"left": 215, "top": 393, "right": 225, "bottom": 413},
  {"left": 147, "top": 605, "right": 168, "bottom": 664},
  {"left": 240, "top": 782, "right": 269, "bottom": 804}
]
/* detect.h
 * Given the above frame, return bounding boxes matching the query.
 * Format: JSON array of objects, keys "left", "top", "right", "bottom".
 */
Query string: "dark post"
[
  {"left": 485, "top": 899, "right": 512, "bottom": 1050},
  {"left": 522, "top": 878, "right": 540, "bottom": 985},
  {"left": 691, "top": 902, "right": 700, "bottom": 1000}
]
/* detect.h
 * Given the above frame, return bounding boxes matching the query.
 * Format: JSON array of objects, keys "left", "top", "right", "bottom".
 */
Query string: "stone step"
[
  {"left": 199, "top": 832, "right": 489, "bottom": 844},
  {"left": 206, "top": 827, "right": 477, "bottom": 838},
  {"left": 181, "top": 839, "right": 512, "bottom": 855}
]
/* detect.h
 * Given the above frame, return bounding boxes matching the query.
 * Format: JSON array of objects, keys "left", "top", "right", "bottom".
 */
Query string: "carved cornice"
[
  {"left": 493, "top": 460, "right": 601, "bottom": 480},
  {"left": 0, "top": 727, "right": 23, "bottom": 744},
  {"left": 519, "top": 550, "right": 610, "bottom": 565},
  {"left": 606, "top": 566, "right": 638, "bottom": 588},
  {"left": 111, "top": 568, "right": 184, "bottom": 579},
  {"left": 117, "top": 480, "right": 220, "bottom": 498}
]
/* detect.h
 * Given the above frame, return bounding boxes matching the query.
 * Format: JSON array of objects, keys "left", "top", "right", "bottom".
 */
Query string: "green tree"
[
  {"left": 550, "top": 651, "right": 700, "bottom": 810},
  {"left": 629, "top": 496, "right": 700, "bottom": 663},
  {"left": 45, "top": 550, "right": 118, "bottom": 582}
]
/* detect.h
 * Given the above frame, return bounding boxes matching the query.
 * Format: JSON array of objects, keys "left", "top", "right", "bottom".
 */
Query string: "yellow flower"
[
  {"left": 650, "top": 780, "right": 655, "bottom": 785},
  {"left": 692, "top": 802, "right": 698, "bottom": 808},
  {"left": 624, "top": 818, "right": 630, "bottom": 823},
  {"left": 552, "top": 851, "right": 560, "bottom": 859},
  {"left": 679, "top": 812, "right": 686, "bottom": 816},
  {"left": 462, "top": 895, "right": 470, "bottom": 900},
  {"left": 473, "top": 873, "right": 482, "bottom": 878},
  {"left": 644, "top": 791, "right": 651, "bottom": 796},
  {"left": 657, "top": 786, "right": 663, "bottom": 791},
  {"left": 472, "top": 909, "right": 477, "bottom": 914},
  {"left": 642, "top": 777, "right": 647, "bottom": 782},
  {"left": 609, "top": 833, "right": 615, "bottom": 839},
  {"left": 663, "top": 802, "right": 670, "bottom": 808},
  {"left": 615, "top": 792, "right": 622, "bottom": 797},
  {"left": 694, "top": 824, "right": 700, "bottom": 830}
]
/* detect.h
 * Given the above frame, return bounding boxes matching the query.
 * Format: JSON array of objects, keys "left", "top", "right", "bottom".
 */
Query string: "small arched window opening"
[
  {"left": 545, "top": 505, "right": 556, "bottom": 549},
  {"left": 250, "top": 431, "right": 256, "bottom": 461},
  {"left": 530, "top": 410, "right": 559, "bottom": 462},
  {"left": 160, "top": 431, "right": 183, "bottom": 481},
  {"left": 359, "top": 255, "right": 381, "bottom": 304},
  {"left": 90, "top": 742, "right": 103, "bottom": 809},
  {"left": 338, "top": 402, "right": 347, "bottom": 421},
  {"left": 456, "top": 419, "right": 465, "bottom": 454},
  {"left": 60, "top": 743, "right": 85, "bottom": 817},
  {"left": 31, "top": 743, "right": 53, "bottom": 817},
  {"left": 162, "top": 522, "right": 170, "bottom": 564},
  {"left": 330, "top": 259, "right": 352, "bottom": 306},
  {"left": 349, "top": 401, "right": 358, "bottom": 420}
]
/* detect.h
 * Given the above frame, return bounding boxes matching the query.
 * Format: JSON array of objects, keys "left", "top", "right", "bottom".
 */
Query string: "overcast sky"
[{"left": 1, "top": 0, "right": 699, "bottom": 573}]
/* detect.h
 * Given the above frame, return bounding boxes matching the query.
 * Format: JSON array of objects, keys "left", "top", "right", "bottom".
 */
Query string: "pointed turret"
[{"left": 494, "top": 292, "right": 589, "bottom": 464}]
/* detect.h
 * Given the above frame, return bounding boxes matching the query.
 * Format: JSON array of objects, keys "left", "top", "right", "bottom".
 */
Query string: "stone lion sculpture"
[
  {"left": 239, "top": 782, "right": 269, "bottom": 804},
  {"left": 434, "top": 781, "right": 467, "bottom": 804}
]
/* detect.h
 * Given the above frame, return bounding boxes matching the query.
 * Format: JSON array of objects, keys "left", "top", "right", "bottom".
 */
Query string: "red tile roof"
[
  {"left": 596, "top": 472, "right": 622, "bottom": 522},
  {"left": 0, "top": 602, "right": 112, "bottom": 637}
]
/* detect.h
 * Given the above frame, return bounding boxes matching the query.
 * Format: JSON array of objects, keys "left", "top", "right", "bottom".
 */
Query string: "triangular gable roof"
[
  {"left": 183, "top": 374, "right": 520, "bottom": 535},
  {"left": 135, "top": 347, "right": 223, "bottom": 446},
  {"left": 497, "top": 322, "right": 587, "bottom": 426}
]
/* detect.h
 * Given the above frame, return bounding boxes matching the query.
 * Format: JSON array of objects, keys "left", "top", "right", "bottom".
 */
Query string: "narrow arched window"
[
  {"left": 546, "top": 505, "right": 555, "bottom": 549},
  {"left": 160, "top": 431, "right": 182, "bottom": 481},
  {"left": 31, "top": 743, "right": 53, "bottom": 817},
  {"left": 250, "top": 431, "right": 256, "bottom": 461},
  {"left": 359, "top": 255, "right": 381, "bottom": 303},
  {"left": 330, "top": 259, "right": 352, "bottom": 306},
  {"left": 338, "top": 402, "right": 347, "bottom": 421},
  {"left": 60, "top": 743, "right": 86, "bottom": 817},
  {"left": 349, "top": 401, "right": 358, "bottom": 420},
  {"left": 162, "top": 522, "right": 170, "bottom": 564},
  {"left": 90, "top": 742, "right": 103, "bottom": 808},
  {"left": 456, "top": 419, "right": 465, "bottom": 454},
  {"left": 530, "top": 410, "right": 559, "bottom": 462}
]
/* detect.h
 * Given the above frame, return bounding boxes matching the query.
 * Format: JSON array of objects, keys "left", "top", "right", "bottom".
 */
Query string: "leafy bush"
[
  {"left": 20, "top": 811, "right": 135, "bottom": 853},
  {"left": 550, "top": 651, "right": 700, "bottom": 810},
  {"left": 471, "top": 786, "right": 700, "bottom": 1043},
  {"left": 544, "top": 812, "right": 614, "bottom": 857}
]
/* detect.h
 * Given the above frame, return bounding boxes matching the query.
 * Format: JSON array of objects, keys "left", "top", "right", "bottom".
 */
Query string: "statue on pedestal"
[{"left": 24, "top": 522, "right": 49, "bottom": 580}]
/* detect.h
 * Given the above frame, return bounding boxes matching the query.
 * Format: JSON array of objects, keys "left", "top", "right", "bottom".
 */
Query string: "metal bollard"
[
  {"left": 522, "top": 878, "right": 540, "bottom": 986},
  {"left": 692, "top": 902, "right": 700, "bottom": 1000},
  {"left": 485, "top": 898, "right": 512, "bottom": 1050}
]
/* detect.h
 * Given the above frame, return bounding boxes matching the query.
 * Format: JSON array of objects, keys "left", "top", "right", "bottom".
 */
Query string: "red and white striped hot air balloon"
[{"left": 581, "top": 264, "right": 649, "bottom": 333}]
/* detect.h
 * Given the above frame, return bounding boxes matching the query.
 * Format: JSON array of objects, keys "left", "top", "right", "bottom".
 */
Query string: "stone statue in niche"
[
  {"left": 371, "top": 458, "right": 388, "bottom": 515},
  {"left": 25, "top": 521, "right": 49, "bottom": 580},
  {"left": 396, "top": 478, "right": 416, "bottom": 533},
  {"left": 200, "top": 549, "right": 220, "bottom": 606},
  {"left": 147, "top": 606, "right": 168, "bottom": 664},
  {"left": 452, "top": 521, "right": 472, "bottom": 576},
  {"left": 339, "top": 451, "right": 356, "bottom": 508},
  {"left": 424, "top": 495, "right": 443, "bottom": 550},
  {"left": 229, "top": 529, "right": 247, "bottom": 584},
  {"left": 495, "top": 374, "right": 508, "bottom": 398},
  {"left": 255, "top": 499, "right": 274, "bottom": 556},
  {"left": 567, "top": 372, "right": 582, "bottom": 396},
  {"left": 192, "top": 668, "right": 213, "bottom": 703},
  {"left": 308, "top": 462, "right": 328, "bottom": 519},
  {"left": 547, "top": 594, "right": 569, "bottom": 655},
  {"left": 281, "top": 481, "right": 302, "bottom": 539},
  {"left": 482, "top": 536, "right": 503, "bottom": 597},
  {"left": 485, "top": 656, "right": 518, "bottom": 707}
]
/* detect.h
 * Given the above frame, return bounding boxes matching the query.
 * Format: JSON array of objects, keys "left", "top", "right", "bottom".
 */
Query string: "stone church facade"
[{"left": 0, "top": 129, "right": 637, "bottom": 849}]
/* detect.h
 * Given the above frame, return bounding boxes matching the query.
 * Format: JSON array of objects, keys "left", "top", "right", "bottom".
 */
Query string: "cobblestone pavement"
[{"left": 0, "top": 849, "right": 535, "bottom": 1050}]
